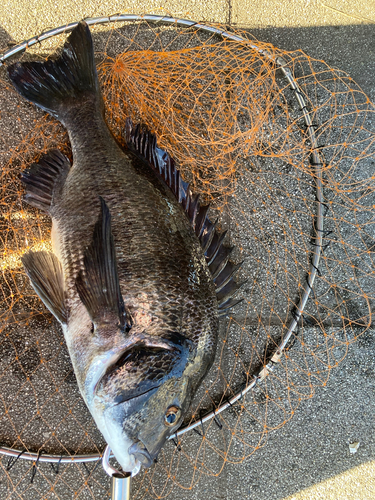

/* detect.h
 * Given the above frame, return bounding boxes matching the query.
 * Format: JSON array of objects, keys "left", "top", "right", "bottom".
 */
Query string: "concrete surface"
[
  {"left": 0, "top": 1, "right": 374, "bottom": 500},
  {"left": 1, "top": 0, "right": 375, "bottom": 41}
]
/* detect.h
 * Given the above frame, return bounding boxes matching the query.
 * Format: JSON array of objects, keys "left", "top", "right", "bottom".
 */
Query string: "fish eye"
[{"left": 164, "top": 406, "right": 181, "bottom": 426}]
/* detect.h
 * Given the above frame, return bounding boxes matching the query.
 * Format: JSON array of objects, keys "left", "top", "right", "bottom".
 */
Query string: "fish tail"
[{"left": 7, "top": 22, "right": 100, "bottom": 121}]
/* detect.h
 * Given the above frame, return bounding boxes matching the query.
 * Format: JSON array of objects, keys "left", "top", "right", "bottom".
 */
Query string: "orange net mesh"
[{"left": 0, "top": 18, "right": 374, "bottom": 499}]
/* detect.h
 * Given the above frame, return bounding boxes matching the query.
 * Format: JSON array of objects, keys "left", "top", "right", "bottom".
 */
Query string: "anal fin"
[
  {"left": 21, "top": 149, "right": 70, "bottom": 213},
  {"left": 21, "top": 251, "right": 67, "bottom": 324}
]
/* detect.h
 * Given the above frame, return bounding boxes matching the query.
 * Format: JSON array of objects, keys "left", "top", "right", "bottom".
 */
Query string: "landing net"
[{"left": 0, "top": 16, "right": 374, "bottom": 499}]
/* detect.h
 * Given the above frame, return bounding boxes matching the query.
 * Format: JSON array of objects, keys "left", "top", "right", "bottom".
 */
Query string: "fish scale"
[{"left": 8, "top": 21, "right": 240, "bottom": 473}]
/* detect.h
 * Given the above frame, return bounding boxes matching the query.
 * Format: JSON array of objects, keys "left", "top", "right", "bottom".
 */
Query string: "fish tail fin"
[{"left": 7, "top": 21, "right": 100, "bottom": 120}]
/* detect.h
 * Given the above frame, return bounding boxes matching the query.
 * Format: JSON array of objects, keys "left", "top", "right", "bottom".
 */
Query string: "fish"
[{"left": 7, "top": 22, "right": 243, "bottom": 474}]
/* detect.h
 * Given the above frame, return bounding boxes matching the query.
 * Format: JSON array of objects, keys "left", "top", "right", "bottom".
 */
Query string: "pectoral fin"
[
  {"left": 75, "top": 197, "right": 131, "bottom": 332},
  {"left": 21, "top": 250, "right": 67, "bottom": 324}
]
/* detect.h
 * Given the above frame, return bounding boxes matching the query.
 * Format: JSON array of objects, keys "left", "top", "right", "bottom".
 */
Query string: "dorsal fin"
[{"left": 125, "top": 118, "right": 244, "bottom": 313}]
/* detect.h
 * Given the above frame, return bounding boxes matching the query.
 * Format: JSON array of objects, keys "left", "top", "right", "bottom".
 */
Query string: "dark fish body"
[
  {"left": 52, "top": 99, "right": 218, "bottom": 379},
  {"left": 8, "top": 23, "right": 242, "bottom": 473}
]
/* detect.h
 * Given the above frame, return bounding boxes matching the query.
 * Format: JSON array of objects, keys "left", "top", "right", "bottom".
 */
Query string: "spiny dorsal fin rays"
[
  {"left": 218, "top": 297, "right": 244, "bottom": 317},
  {"left": 194, "top": 204, "right": 210, "bottom": 238},
  {"left": 206, "top": 230, "right": 228, "bottom": 265},
  {"left": 209, "top": 245, "right": 234, "bottom": 280},
  {"left": 214, "top": 261, "right": 244, "bottom": 293},
  {"left": 200, "top": 218, "right": 217, "bottom": 254},
  {"left": 124, "top": 117, "right": 244, "bottom": 313},
  {"left": 217, "top": 279, "right": 247, "bottom": 306},
  {"left": 75, "top": 197, "right": 131, "bottom": 332}
]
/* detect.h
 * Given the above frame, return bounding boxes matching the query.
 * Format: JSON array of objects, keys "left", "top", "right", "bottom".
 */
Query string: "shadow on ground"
[{"left": 240, "top": 23, "right": 375, "bottom": 102}]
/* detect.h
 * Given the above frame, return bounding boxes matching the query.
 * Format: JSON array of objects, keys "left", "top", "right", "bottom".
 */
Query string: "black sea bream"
[{"left": 8, "top": 22, "right": 242, "bottom": 474}]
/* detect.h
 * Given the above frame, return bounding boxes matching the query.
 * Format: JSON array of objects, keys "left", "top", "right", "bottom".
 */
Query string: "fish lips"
[
  {"left": 101, "top": 387, "right": 161, "bottom": 472},
  {"left": 128, "top": 429, "right": 169, "bottom": 468},
  {"left": 128, "top": 441, "right": 156, "bottom": 468}
]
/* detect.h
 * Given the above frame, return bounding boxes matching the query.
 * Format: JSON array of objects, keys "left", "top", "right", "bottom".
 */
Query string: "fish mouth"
[{"left": 128, "top": 441, "right": 155, "bottom": 468}]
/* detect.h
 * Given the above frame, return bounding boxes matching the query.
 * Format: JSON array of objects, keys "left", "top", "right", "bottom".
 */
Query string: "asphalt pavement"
[{"left": 0, "top": 2, "right": 374, "bottom": 499}]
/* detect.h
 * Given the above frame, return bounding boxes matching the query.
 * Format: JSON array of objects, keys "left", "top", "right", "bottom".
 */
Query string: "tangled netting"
[{"left": 0, "top": 18, "right": 375, "bottom": 500}]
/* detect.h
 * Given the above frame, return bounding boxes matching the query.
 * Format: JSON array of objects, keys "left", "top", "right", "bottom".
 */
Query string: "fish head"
[{"left": 93, "top": 336, "right": 196, "bottom": 473}]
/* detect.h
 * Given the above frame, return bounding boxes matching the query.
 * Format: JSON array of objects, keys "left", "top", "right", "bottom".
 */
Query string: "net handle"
[{"left": 0, "top": 14, "right": 324, "bottom": 461}]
